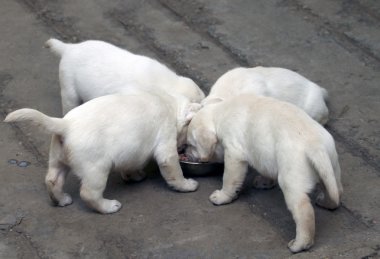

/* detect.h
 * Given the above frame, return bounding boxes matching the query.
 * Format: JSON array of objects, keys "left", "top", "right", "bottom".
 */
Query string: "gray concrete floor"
[{"left": 1, "top": 0, "right": 379, "bottom": 258}]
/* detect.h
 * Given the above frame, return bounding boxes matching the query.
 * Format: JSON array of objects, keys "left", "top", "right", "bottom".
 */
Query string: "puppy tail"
[
  {"left": 4, "top": 108, "right": 67, "bottom": 136},
  {"left": 306, "top": 148, "right": 341, "bottom": 208},
  {"left": 44, "top": 38, "right": 68, "bottom": 57}
]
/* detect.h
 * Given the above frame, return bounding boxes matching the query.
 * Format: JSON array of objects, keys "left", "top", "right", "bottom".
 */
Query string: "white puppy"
[
  {"left": 203, "top": 66, "right": 329, "bottom": 125},
  {"left": 5, "top": 92, "right": 200, "bottom": 214},
  {"left": 45, "top": 38, "right": 205, "bottom": 114},
  {"left": 185, "top": 94, "right": 343, "bottom": 253}
]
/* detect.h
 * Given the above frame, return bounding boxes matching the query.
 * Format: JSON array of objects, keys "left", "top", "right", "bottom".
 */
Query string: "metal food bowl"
[{"left": 180, "top": 160, "right": 224, "bottom": 177}]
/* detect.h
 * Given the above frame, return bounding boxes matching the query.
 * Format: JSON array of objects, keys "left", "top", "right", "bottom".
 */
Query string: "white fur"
[
  {"left": 45, "top": 38, "right": 205, "bottom": 114},
  {"left": 5, "top": 92, "right": 201, "bottom": 214},
  {"left": 203, "top": 66, "right": 329, "bottom": 124},
  {"left": 186, "top": 94, "right": 343, "bottom": 253}
]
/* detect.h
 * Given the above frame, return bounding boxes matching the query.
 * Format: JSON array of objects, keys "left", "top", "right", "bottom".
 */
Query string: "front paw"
[
  {"left": 99, "top": 199, "right": 122, "bottom": 214},
  {"left": 57, "top": 193, "right": 73, "bottom": 207},
  {"left": 316, "top": 192, "right": 340, "bottom": 210},
  {"left": 288, "top": 238, "right": 313, "bottom": 253},
  {"left": 171, "top": 178, "right": 199, "bottom": 192},
  {"left": 209, "top": 190, "right": 234, "bottom": 205}
]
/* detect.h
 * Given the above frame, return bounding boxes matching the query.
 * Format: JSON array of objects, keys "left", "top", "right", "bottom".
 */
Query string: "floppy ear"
[
  {"left": 184, "top": 103, "right": 203, "bottom": 124},
  {"left": 201, "top": 97, "right": 223, "bottom": 106}
]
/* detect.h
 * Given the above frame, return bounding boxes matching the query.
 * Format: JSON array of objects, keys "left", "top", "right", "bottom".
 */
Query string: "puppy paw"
[
  {"left": 209, "top": 190, "right": 234, "bottom": 205},
  {"left": 252, "top": 175, "right": 276, "bottom": 189},
  {"left": 99, "top": 199, "right": 122, "bottom": 214},
  {"left": 58, "top": 193, "right": 73, "bottom": 207},
  {"left": 122, "top": 170, "right": 147, "bottom": 182},
  {"left": 288, "top": 238, "right": 313, "bottom": 253},
  {"left": 316, "top": 192, "right": 339, "bottom": 210},
  {"left": 172, "top": 178, "right": 199, "bottom": 192}
]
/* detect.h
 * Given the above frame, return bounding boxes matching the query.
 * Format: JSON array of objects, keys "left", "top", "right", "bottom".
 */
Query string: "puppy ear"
[
  {"left": 184, "top": 103, "right": 203, "bottom": 124},
  {"left": 201, "top": 97, "right": 223, "bottom": 106}
]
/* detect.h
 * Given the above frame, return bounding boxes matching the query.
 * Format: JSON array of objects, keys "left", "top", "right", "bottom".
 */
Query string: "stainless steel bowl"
[{"left": 180, "top": 160, "right": 224, "bottom": 177}]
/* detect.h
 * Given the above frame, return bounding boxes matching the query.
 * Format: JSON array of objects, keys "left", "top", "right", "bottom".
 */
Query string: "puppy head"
[
  {"left": 185, "top": 111, "right": 217, "bottom": 162},
  {"left": 176, "top": 102, "right": 203, "bottom": 147},
  {"left": 176, "top": 77, "right": 206, "bottom": 103}
]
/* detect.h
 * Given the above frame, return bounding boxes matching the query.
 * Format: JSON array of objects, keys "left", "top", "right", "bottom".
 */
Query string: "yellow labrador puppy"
[
  {"left": 45, "top": 39, "right": 205, "bottom": 114},
  {"left": 185, "top": 94, "right": 343, "bottom": 253},
  {"left": 203, "top": 66, "right": 329, "bottom": 125},
  {"left": 5, "top": 91, "right": 201, "bottom": 214}
]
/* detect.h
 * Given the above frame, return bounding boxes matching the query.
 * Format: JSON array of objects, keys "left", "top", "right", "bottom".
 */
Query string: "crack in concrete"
[
  {"left": 0, "top": 72, "right": 47, "bottom": 167},
  {"left": 284, "top": 0, "right": 380, "bottom": 70},
  {"left": 0, "top": 211, "right": 24, "bottom": 232},
  {"left": 0, "top": 108, "right": 48, "bottom": 167},
  {"left": 341, "top": 203, "right": 376, "bottom": 228},
  {"left": 108, "top": 9, "right": 210, "bottom": 88},
  {"left": 329, "top": 244, "right": 380, "bottom": 258},
  {"left": 0, "top": 72, "right": 45, "bottom": 258},
  {"left": 8, "top": 227, "right": 46, "bottom": 259},
  {"left": 0, "top": 210, "right": 46, "bottom": 259},
  {"left": 157, "top": 0, "right": 252, "bottom": 67},
  {"left": 16, "top": 232, "right": 46, "bottom": 259},
  {"left": 17, "top": 0, "right": 84, "bottom": 42},
  {"left": 362, "top": 244, "right": 380, "bottom": 259},
  {"left": 326, "top": 123, "right": 380, "bottom": 175},
  {"left": 341, "top": 0, "right": 380, "bottom": 25}
]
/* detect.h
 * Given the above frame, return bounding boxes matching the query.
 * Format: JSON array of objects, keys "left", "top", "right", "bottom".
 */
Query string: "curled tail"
[
  {"left": 306, "top": 148, "right": 341, "bottom": 209},
  {"left": 4, "top": 108, "right": 67, "bottom": 136},
  {"left": 44, "top": 38, "right": 68, "bottom": 57}
]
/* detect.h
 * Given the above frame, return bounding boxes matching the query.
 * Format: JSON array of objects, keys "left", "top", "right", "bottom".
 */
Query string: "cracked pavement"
[{"left": 1, "top": 0, "right": 379, "bottom": 258}]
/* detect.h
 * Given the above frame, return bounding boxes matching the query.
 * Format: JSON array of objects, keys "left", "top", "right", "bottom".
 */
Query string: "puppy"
[
  {"left": 45, "top": 38, "right": 205, "bottom": 114},
  {"left": 185, "top": 94, "right": 343, "bottom": 253},
  {"left": 203, "top": 66, "right": 329, "bottom": 125},
  {"left": 5, "top": 92, "right": 201, "bottom": 214}
]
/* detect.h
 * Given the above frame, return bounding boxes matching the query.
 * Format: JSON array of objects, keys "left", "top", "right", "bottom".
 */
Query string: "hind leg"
[
  {"left": 317, "top": 155, "right": 343, "bottom": 210},
  {"left": 45, "top": 162, "right": 72, "bottom": 207},
  {"left": 78, "top": 166, "right": 121, "bottom": 214},
  {"left": 45, "top": 135, "right": 72, "bottom": 206},
  {"left": 279, "top": 178, "right": 315, "bottom": 253}
]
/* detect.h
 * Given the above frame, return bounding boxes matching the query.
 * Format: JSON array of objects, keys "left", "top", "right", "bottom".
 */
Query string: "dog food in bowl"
[{"left": 179, "top": 153, "right": 191, "bottom": 162}]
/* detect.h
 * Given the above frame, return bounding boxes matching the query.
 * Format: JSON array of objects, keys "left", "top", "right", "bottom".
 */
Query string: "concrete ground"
[{"left": 1, "top": 0, "right": 379, "bottom": 258}]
